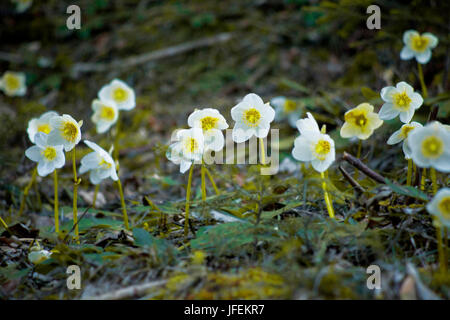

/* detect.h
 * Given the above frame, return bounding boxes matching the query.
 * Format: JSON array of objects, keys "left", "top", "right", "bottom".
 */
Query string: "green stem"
[
  {"left": 435, "top": 221, "right": 447, "bottom": 276},
  {"left": 184, "top": 164, "right": 195, "bottom": 238},
  {"left": 204, "top": 167, "right": 220, "bottom": 195},
  {"left": 201, "top": 163, "right": 206, "bottom": 201},
  {"left": 54, "top": 169, "right": 59, "bottom": 235},
  {"left": 430, "top": 167, "right": 437, "bottom": 195},
  {"left": 420, "top": 167, "right": 427, "bottom": 191},
  {"left": 259, "top": 138, "right": 266, "bottom": 165},
  {"left": 18, "top": 166, "right": 37, "bottom": 216},
  {"left": 417, "top": 62, "right": 428, "bottom": 99},
  {"left": 113, "top": 115, "right": 121, "bottom": 164},
  {"left": 116, "top": 178, "right": 129, "bottom": 230},
  {"left": 320, "top": 171, "right": 335, "bottom": 219},
  {"left": 93, "top": 184, "right": 100, "bottom": 209},
  {"left": 72, "top": 148, "right": 79, "bottom": 243},
  {"left": 406, "top": 159, "right": 412, "bottom": 186},
  {"left": 0, "top": 216, "right": 9, "bottom": 232}
]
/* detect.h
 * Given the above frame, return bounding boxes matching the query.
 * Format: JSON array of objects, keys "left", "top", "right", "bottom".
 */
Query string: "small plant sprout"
[
  {"left": 27, "top": 111, "right": 59, "bottom": 143},
  {"left": 407, "top": 122, "right": 450, "bottom": 194},
  {"left": 79, "top": 141, "right": 129, "bottom": 230},
  {"left": 187, "top": 108, "right": 228, "bottom": 198},
  {"left": 379, "top": 81, "right": 423, "bottom": 123},
  {"left": 270, "top": 96, "right": 302, "bottom": 128},
  {"left": 426, "top": 188, "right": 450, "bottom": 276},
  {"left": 401, "top": 30, "right": 438, "bottom": 65},
  {"left": 91, "top": 99, "right": 119, "bottom": 134},
  {"left": 166, "top": 128, "right": 205, "bottom": 237},
  {"left": 231, "top": 93, "right": 275, "bottom": 165},
  {"left": 340, "top": 102, "right": 383, "bottom": 178},
  {"left": 0, "top": 71, "right": 26, "bottom": 97},
  {"left": 98, "top": 79, "right": 136, "bottom": 162},
  {"left": 11, "top": 0, "right": 33, "bottom": 13},
  {"left": 292, "top": 112, "right": 335, "bottom": 218},
  {"left": 387, "top": 122, "right": 423, "bottom": 186},
  {"left": 25, "top": 132, "right": 65, "bottom": 234},
  {"left": 48, "top": 114, "right": 83, "bottom": 242}
]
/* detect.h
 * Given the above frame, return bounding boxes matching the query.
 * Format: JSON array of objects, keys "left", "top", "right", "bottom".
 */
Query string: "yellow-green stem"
[
  {"left": 420, "top": 167, "right": 427, "bottom": 191},
  {"left": 406, "top": 159, "right": 413, "bottom": 186},
  {"left": 116, "top": 178, "right": 129, "bottom": 230},
  {"left": 18, "top": 166, "right": 37, "bottom": 216},
  {"left": 93, "top": 184, "right": 100, "bottom": 209},
  {"left": 259, "top": 138, "right": 266, "bottom": 165},
  {"left": 430, "top": 167, "right": 437, "bottom": 195},
  {"left": 54, "top": 169, "right": 59, "bottom": 234},
  {"left": 0, "top": 216, "right": 9, "bottom": 231},
  {"left": 354, "top": 140, "right": 362, "bottom": 180},
  {"left": 72, "top": 148, "right": 79, "bottom": 243},
  {"left": 113, "top": 116, "right": 121, "bottom": 163},
  {"left": 184, "top": 164, "right": 195, "bottom": 237},
  {"left": 417, "top": 62, "right": 428, "bottom": 98},
  {"left": 204, "top": 167, "right": 220, "bottom": 195},
  {"left": 320, "top": 171, "right": 335, "bottom": 219},
  {"left": 201, "top": 164, "right": 206, "bottom": 201}
]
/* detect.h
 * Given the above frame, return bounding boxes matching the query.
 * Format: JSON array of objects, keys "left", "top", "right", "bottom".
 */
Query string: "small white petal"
[
  {"left": 416, "top": 49, "right": 432, "bottom": 64},
  {"left": 378, "top": 103, "right": 399, "bottom": 120}
]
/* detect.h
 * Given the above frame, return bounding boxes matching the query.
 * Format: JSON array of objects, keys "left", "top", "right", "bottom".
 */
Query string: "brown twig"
[
  {"left": 341, "top": 152, "right": 386, "bottom": 184},
  {"left": 338, "top": 165, "right": 365, "bottom": 194},
  {"left": 71, "top": 33, "right": 233, "bottom": 75},
  {"left": 85, "top": 280, "right": 167, "bottom": 300}
]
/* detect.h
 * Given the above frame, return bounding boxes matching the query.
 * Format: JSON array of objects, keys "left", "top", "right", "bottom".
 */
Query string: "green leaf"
[
  {"left": 133, "top": 228, "right": 154, "bottom": 247},
  {"left": 384, "top": 178, "right": 429, "bottom": 201}
]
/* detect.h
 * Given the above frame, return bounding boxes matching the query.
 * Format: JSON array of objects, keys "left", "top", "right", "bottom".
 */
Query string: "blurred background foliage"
[{"left": 0, "top": 0, "right": 449, "bottom": 299}]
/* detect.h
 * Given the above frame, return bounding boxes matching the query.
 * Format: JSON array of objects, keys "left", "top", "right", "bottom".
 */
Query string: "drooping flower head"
[
  {"left": 270, "top": 96, "right": 302, "bottom": 128},
  {"left": 11, "top": 0, "right": 33, "bottom": 13},
  {"left": 387, "top": 121, "right": 423, "bottom": 159},
  {"left": 47, "top": 114, "right": 83, "bottom": 152},
  {"left": 426, "top": 188, "right": 450, "bottom": 228},
  {"left": 98, "top": 79, "right": 135, "bottom": 111},
  {"left": 166, "top": 128, "right": 204, "bottom": 173},
  {"left": 91, "top": 99, "right": 119, "bottom": 134},
  {"left": 340, "top": 103, "right": 383, "bottom": 140},
  {"left": 27, "top": 111, "right": 59, "bottom": 143},
  {"left": 25, "top": 132, "right": 65, "bottom": 177},
  {"left": 292, "top": 112, "right": 335, "bottom": 172},
  {"left": 231, "top": 93, "right": 275, "bottom": 143},
  {"left": 401, "top": 30, "right": 438, "bottom": 64},
  {"left": 379, "top": 81, "right": 423, "bottom": 123},
  {"left": 0, "top": 71, "right": 26, "bottom": 97},
  {"left": 79, "top": 141, "right": 118, "bottom": 185},
  {"left": 407, "top": 121, "right": 450, "bottom": 172},
  {"left": 187, "top": 108, "right": 228, "bottom": 152}
]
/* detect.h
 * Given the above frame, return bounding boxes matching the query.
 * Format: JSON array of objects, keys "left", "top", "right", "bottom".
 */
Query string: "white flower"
[
  {"left": 407, "top": 121, "right": 450, "bottom": 172},
  {"left": 271, "top": 96, "right": 302, "bottom": 128},
  {"left": 91, "top": 99, "right": 119, "bottom": 134},
  {"left": 28, "top": 249, "right": 52, "bottom": 264},
  {"left": 166, "top": 128, "right": 204, "bottom": 173},
  {"left": 400, "top": 30, "right": 438, "bottom": 64},
  {"left": 279, "top": 157, "right": 299, "bottom": 174},
  {"left": 379, "top": 81, "right": 423, "bottom": 123},
  {"left": 47, "top": 114, "right": 83, "bottom": 152},
  {"left": 231, "top": 93, "right": 275, "bottom": 143},
  {"left": 27, "top": 111, "right": 59, "bottom": 143},
  {"left": 387, "top": 121, "right": 423, "bottom": 159},
  {"left": 0, "top": 71, "right": 26, "bottom": 96},
  {"left": 187, "top": 108, "right": 228, "bottom": 151},
  {"left": 25, "top": 132, "right": 65, "bottom": 177},
  {"left": 292, "top": 112, "right": 335, "bottom": 172},
  {"left": 426, "top": 188, "right": 450, "bottom": 228},
  {"left": 79, "top": 141, "right": 118, "bottom": 185},
  {"left": 98, "top": 79, "right": 135, "bottom": 111},
  {"left": 340, "top": 103, "right": 383, "bottom": 140}
]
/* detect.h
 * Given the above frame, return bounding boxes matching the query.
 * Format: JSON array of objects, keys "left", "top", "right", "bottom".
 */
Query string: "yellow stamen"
[
  {"left": 393, "top": 91, "right": 412, "bottom": 111},
  {"left": 421, "top": 136, "right": 443, "bottom": 159},
  {"left": 314, "top": 139, "right": 331, "bottom": 160},
  {"left": 42, "top": 147, "right": 57, "bottom": 161},
  {"left": 401, "top": 125, "right": 415, "bottom": 138},
  {"left": 410, "top": 34, "right": 430, "bottom": 52},
  {"left": 200, "top": 116, "right": 219, "bottom": 131},
  {"left": 184, "top": 138, "right": 198, "bottom": 154},
  {"left": 62, "top": 121, "right": 78, "bottom": 143},
  {"left": 4, "top": 74, "right": 20, "bottom": 91},
  {"left": 112, "top": 87, "right": 128, "bottom": 103},
  {"left": 37, "top": 124, "right": 51, "bottom": 134},
  {"left": 438, "top": 196, "right": 450, "bottom": 220},
  {"left": 98, "top": 157, "right": 112, "bottom": 169},
  {"left": 283, "top": 100, "right": 297, "bottom": 113},
  {"left": 100, "top": 105, "right": 115, "bottom": 121},
  {"left": 243, "top": 108, "right": 261, "bottom": 127},
  {"left": 345, "top": 111, "right": 368, "bottom": 128}
]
